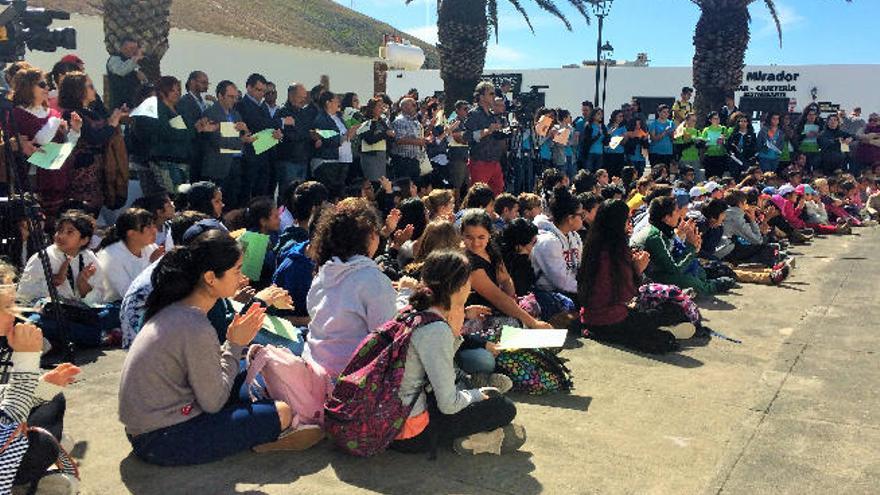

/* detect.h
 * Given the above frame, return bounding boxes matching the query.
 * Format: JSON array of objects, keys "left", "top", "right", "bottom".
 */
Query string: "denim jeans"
[
  {"left": 759, "top": 157, "right": 779, "bottom": 172},
  {"left": 457, "top": 347, "right": 496, "bottom": 374},
  {"left": 563, "top": 156, "right": 577, "bottom": 180},
  {"left": 127, "top": 370, "right": 280, "bottom": 466},
  {"left": 29, "top": 303, "right": 121, "bottom": 347},
  {"left": 584, "top": 153, "right": 603, "bottom": 172}
]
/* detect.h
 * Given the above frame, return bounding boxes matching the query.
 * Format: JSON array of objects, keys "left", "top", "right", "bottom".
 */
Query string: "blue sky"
[{"left": 336, "top": 0, "right": 877, "bottom": 68}]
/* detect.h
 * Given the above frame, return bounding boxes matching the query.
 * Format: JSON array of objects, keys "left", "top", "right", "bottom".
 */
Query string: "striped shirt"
[{"left": 0, "top": 352, "right": 40, "bottom": 493}]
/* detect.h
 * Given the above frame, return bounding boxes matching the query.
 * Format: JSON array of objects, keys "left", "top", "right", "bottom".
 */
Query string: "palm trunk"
[
  {"left": 103, "top": 0, "right": 171, "bottom": 83},
  {"left": 692, "top": 5, "right": 750, "bottom": 126},
  {"left": 437, "top": 0, "right": 488, "bottom": 114}
]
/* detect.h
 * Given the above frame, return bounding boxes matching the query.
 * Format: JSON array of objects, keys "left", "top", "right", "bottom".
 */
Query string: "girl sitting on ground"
[
  {"left": 118, "top": 230, "right": 323, "bottom": 467},
  {"left": 391, "top": 250, "right": 526, "bottom": 457},
  {"left": 96, "top": 208, "right": 161, "bottom": 303},
  {"left": 18, "top": 210, "right": 103, "bottom": 306},
  {"left": 303, "top": 198, "right": 397, "bottom": 378},
  {"left": 460, "top": 209, "right": 551, "bottom": 330},
  {"left": 242, "top": 197, "right": 282, "bottom": 291},
  {"left": 577, "top": 200, "right": 679, "bottom": 354}
]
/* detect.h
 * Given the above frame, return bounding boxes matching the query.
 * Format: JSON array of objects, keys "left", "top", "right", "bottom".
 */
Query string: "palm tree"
[
  {"left": 102, "top": 0, "right": 172, "bottom": 83},
  {"left": 406, "top": 0, "right": 591, "bottom": 112},
  {"left": 691, "top": 0, "right": 849, "bottom": 125}
]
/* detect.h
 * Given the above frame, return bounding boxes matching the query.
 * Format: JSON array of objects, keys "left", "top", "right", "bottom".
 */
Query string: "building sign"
[{"left": 738, "top": 70, "right": 801, "bottom": 98}]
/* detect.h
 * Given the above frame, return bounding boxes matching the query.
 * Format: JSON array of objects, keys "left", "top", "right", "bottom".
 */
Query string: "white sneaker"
[
  {"left": 453, "top": 423, "right": 527, "bottom": 456},
  {"left": 470, "top": 373, "right": 513, "bottom": 394},
  {"left": 668, "top": 322, "right": 696, "bottom": 340},
  {"left": 34, "top": 472, "right": 79, "bottom": 495}
]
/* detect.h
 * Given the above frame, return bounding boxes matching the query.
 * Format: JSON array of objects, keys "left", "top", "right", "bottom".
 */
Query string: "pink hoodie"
[{"left": 771, "top": 194, "right": 806, "bottom": 229}]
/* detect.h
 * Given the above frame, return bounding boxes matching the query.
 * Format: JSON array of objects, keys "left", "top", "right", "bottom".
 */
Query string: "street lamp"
[
  {"left": 600, "top": 41, "right": 613, "bottom": 109},
  {"left": 591, "top": 0, "right": 614, "bottom": 107}
]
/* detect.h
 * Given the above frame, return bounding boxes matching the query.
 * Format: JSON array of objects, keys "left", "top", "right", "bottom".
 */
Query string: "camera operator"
[{"left": 464, "top": 81, "right": 507, "bottom": 195}]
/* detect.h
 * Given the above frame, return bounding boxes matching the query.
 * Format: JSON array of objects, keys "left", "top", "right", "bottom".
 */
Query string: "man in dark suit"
[
  {"left": 275, "top": 82, "right": 316, "bottom": 191},
  {"left": 177, "top": 71, "right": 213, "bottom": 181},
  {"left": 235, "top": 73, "right": 292, "bottom": 201}
]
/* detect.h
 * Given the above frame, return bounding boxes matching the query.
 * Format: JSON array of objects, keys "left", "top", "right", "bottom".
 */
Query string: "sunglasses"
[{"left": 36, "top": 80, "right": 48, "bottom": 89}]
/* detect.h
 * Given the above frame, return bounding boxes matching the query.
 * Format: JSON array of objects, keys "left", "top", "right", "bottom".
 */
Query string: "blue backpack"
[{"left": 272, "top": 240, "right": 315, "bottom": 318}]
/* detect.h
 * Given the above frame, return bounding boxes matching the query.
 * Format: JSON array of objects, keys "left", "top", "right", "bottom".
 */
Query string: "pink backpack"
[{"left": 245, "top": 344, "right": 332, "bottom": 428}]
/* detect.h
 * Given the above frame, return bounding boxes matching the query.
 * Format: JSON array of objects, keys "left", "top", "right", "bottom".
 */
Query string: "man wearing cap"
[{"left": 704, "top": 181, "right": 724, "bottom": 200}]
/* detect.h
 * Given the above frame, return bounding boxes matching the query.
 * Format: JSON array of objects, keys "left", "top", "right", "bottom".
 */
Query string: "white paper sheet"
[{"left": 496, "top": 326, "right": 567, "bottom": 350}]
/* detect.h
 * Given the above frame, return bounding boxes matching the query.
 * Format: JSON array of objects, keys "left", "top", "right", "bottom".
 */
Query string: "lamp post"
[
  {"left": 600, "top": 41, "right": 613, "bottom": 109},
  {"left": 591, "top": 0, "right": 614, "bottom": 107}
]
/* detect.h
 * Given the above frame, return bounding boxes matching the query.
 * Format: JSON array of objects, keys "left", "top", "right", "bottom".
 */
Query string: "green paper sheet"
[
  {"left": 252, "top": 129, "right": 280, "bottom": 155},
  {"left": 27, "top": 142, "right": 74, "bottom": 170},
  {"left": 264, "top": 315, "right": 296, "bottom": 340},
  {"left": 239, "top": 231, "right": 270, "bottom": 281},
  {"left": 315, "top": 129, "right": 339, "bottom": 139},
  {"left": 228, "top": 300, "right": 296, "bottom": 340}
]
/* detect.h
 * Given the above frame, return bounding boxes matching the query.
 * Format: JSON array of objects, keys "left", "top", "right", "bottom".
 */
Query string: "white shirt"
[
  {"left": 17, "top": 245, "right": 105, "bottom": 305},
  {"left": 331, "top": 114, "right": 353, "bottom": 163},
  {"left": 96, "top": 241, "right": 157, "bottom": 302}
]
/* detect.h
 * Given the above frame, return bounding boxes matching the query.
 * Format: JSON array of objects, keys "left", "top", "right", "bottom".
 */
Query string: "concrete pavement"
[{"left": 60, "top": 228, "right": 880, "bottom": 494}]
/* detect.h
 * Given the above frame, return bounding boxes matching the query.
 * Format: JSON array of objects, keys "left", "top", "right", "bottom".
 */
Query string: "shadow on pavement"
[
  {"left": 329, "top": 448, "right": 542, "bottom": 495},
  {"left": 512, "top": 392, "right": 592, "bottom": 412},
  {"left": 119, "top": 449, "right": 331, "bottom": 494}
]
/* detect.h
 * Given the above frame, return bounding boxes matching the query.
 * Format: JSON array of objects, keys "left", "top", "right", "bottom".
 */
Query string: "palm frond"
[
  {"left": 762, "top": 0, "right": 783, "bottom": 47},
  {"left": 488, "top": 0, "right": 500, "bottom": 40},
  {"left": 506, "top": 0, "right": 536, "bottom": 34},
  {"left": 532, "top": 0, "right": 573, "bottom": 31},
  {"left": 562, "top": 0, "right": 591, "bottom": 25}
]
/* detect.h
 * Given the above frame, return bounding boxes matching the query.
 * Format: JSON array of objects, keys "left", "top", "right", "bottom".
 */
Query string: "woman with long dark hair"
[
  {"left": 58, "top": 72, "right": 125, "bottom": 212},
  {"left": 577, "top": 200, "right": 677, "bottom": 353},
  {"left": 119, "top": 230, "right": 323, "bottom": 466},
  {"left": 603, "top": 110, "right": 628, "bottom": 179},
  {"left": 757, "top": 112, "right": 785, "bottom": 173},
  {"left": 795, "top": 106, "right": 822, "bottom": 174}
]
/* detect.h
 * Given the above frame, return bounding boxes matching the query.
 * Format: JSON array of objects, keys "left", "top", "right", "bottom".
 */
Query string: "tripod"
[{"left": 1, "top": 92, "right": 75, "bottom": 368}]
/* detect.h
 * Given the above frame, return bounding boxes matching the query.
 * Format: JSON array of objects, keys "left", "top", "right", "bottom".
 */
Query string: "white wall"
[
  {"left": 388, "top": 64, "right": 880, "bottom": 116},
  {"left": 24, "top": 14, "right": 377, "bottom": 101}
]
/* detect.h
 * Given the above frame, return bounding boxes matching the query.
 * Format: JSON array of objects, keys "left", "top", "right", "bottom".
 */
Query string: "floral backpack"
[
  {"left": 462, "top": 294, "right": 574, "bottom": 395},
  {"left": 323, "top": 308, "right": 443, "bottom": 457},
  {"left": 636, "top": 283, "right": 702, "bottom": 327}
]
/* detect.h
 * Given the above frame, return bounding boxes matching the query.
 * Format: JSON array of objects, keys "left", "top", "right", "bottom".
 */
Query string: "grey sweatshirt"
[
  {"left": 118, "top": 303, "right": 245, "bottom": 436},
  {"left": 398, "top": 318, "right": 484, "bottom": 417},
  {"left": 723, "top": 206, "right": 764, "bottom": 245}
]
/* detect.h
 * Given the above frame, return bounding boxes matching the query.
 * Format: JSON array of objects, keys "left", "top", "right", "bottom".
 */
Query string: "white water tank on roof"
[{"left": 380, "top": 41, "right": 425, "bottom": 71}]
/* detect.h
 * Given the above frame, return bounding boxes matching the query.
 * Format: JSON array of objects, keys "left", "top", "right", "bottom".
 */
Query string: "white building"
[
  {"left": 387, "top": 65, "right": 880, "bottom": 116},
  {"left": 25, "top": 14, "right": 377, "bottom": 100}
]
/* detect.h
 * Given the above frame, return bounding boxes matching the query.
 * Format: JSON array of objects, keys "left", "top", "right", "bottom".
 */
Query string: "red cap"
[{"left": 60, "top": 54, "right": 84, "bottom": 66}]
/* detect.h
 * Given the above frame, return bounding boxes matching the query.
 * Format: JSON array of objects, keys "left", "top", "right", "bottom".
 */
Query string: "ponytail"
[
  {"left": 408, "top": 250, "right": 470, "bottom": 311},
  {"left": 144, "top": 230, "right": 241, "bottom": 322}
]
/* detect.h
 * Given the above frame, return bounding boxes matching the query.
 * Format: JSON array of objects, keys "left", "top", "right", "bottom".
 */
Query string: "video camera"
[
  {"left": 511, "top": 85, "right": 549, "bottom": 126},
  {"left": 0, "top": 0, "right": 76, "bottom": 63}
]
